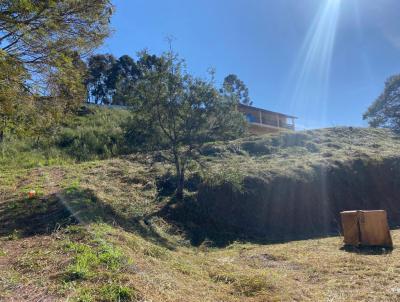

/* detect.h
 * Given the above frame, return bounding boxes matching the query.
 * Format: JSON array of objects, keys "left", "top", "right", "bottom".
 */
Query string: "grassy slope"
[
  {"left": 194, "top": 127, "right": 400, "bottom": 241},
  {"left": 1, "top": 127, "right": 400, "bottom": 301},
  {"left": 203, "top": 127, "right": 400, "bottom": 180}
]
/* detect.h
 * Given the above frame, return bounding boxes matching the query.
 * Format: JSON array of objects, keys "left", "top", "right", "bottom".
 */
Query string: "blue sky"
[{"left": 100, "top": 0, "right": 400, "bottom": 129}]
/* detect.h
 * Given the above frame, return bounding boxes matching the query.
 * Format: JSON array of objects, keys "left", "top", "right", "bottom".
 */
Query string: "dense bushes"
[
  {"left": 56, "top": 124, "right": 125, "bottom": 161},
  {"left": 0, "top": 106, "right": 133, "bottom": 166},
  {"left": 55, "top": 107, "right": 132, "bottom": 161}
]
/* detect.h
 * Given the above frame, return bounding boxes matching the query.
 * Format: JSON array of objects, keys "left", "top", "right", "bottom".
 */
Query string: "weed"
[
  {"left": 7, "top": 229, "right": 21, "bottom": 241},
  {"left": 0, "top": 271, "right": 22, "bottom": 294},
  {"left": 63, "top": 225, "right": 89, "bottom": 239},
  {"left": 142, "top": 244, "right": 169, "bottom": 259},
  {"left": 63, "top": 225, "right": 129, "bottom": 281},
  {"left": 233, "top": 272, "right": 277, "bottom": 297},
  {"left": 95, "top": 239, "right": 126, "bottom": 270},
  {"left": 171, "top": 261, "right": 197, "bottom": 276},
  {"left": 64, "top": 242, "right": 98, "bottom": 281},
  {"left": 204, "top": 159, "right": 246, "bottom": 192},
  {"left": 99, "top": 283, "right": 136, "bottom": 302},
  {"left": 75, "top": 288, "right": 94, "bottom": 302}
]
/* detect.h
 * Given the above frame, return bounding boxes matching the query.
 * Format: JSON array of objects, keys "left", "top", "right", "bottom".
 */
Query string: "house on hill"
[{"left": 238, "top": 104, "right": 297, "bottom": 135}]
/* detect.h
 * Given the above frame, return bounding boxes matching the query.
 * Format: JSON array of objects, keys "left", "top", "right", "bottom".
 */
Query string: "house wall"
[
  {"left": 238, "top": 106, "right": 293, "bottom": 135},
  {"left": 239, "top": 106, "right": 288, "bottom": 127},
  {"left": 248, "top": 124, "right": 281, "bottom": 135}
]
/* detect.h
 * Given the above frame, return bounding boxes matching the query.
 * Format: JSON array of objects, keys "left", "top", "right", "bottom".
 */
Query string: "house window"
[{"left": 245, "top": 113, "right": 256, "bottom": 123}]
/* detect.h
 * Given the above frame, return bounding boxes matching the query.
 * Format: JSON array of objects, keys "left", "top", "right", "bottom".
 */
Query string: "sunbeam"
[{"left": 289, "top": 0, "right": 342, "bottom": 128}]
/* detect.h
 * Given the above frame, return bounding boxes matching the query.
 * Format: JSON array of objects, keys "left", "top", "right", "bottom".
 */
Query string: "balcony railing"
[{"left": 249, "top": 121, "right": 295, "bottom": 130}]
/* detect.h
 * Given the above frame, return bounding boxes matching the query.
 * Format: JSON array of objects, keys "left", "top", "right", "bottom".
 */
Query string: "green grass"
[
  {"left": 63, "top": 237, "right": 127, "bottom": 282},
  {"left": 99, "top": 284, "right": 136, "bottom": 302},
  {"left": 202, "top": 127, "right": 400, "bottom": 181},
  {"left": 0, "top": 106, "right": 131, "bottom": 171}
]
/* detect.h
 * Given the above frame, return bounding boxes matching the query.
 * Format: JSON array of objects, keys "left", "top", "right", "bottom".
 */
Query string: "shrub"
[
  {"left": 56, "top": 126, "right": 123, "bottom": 161},
  {"left": 241, "top": 141, "right": 271, "bottom": 155},
  {"left": 55, "top": 107, "right": 130, "bottom": 161}
]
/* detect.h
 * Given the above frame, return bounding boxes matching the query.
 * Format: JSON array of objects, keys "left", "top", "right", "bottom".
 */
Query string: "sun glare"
[{"left": 289, "top": 0, "right": 342, "bottom": 128}]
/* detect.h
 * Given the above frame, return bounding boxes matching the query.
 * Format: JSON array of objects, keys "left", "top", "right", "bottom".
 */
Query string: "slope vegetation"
[
  {"left": 1, "top": 127, "right": 400, "bottom": 301},
  {"left": 193, "top": 127, "right": 400, "bottom": 241}
]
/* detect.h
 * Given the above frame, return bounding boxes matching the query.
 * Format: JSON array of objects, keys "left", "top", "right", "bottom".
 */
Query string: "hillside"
[
  {"left": 1, "top": 126, "right": 400, "bottom": 301},
  {"left": 193, "top": 127, "right": 400, "bottom": 242}
]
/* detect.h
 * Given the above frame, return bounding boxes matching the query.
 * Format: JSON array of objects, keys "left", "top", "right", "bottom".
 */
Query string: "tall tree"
[
  {"left": 364, "top": 74, "right": 400, "bottom": 133},
  {"left": 28, "top": 51, "right": 89, "bottom": 144},
  {"left": 125, "top": 52, "right": 246, "bottom": 200},
  {"left": 0, "top": 52, "right": 31, "bottom": 142},
  {"left": 221, "top": 74, "right": 252, "bottom": 106},
  {"left": 86, "top": 52, "right": 164, "bottom": 106},
  {"left": 108, "top": 55, "right": 140, "bottom": 105},
  {"left": 136, "top": 52, "right": 164, "bottom": 74},
  {"left": 0, "top": 0, "right": 112, "bottom": 80},
  {"left": 86, "top": 54, "right": 116, "bottom": 104},
  {"left": 0, "top": 0, "right": 113, "bottom": 138}
]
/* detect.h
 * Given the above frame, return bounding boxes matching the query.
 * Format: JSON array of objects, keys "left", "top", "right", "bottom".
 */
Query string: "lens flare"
[{"left": 289, "top": 0, "right": 342, "bottom": 129}]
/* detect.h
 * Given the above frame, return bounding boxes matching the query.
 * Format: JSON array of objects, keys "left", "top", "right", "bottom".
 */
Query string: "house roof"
[{"left": 238, "top": 103, "right": 298, "bottom": 119}]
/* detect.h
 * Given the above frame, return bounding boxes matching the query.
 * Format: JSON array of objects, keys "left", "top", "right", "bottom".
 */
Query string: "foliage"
[
  {"left": 109, "top": 55, "right": 141, "bottom": 105},
  {"left": 0, "top": 0, "right": 113, "bottom": 140},
  {"left": 0, "top": 0, "right": 112, "bottom": 81},
  {"left": 0, "top": 51, "right": 32, "bottom": 142},
  {"left": 204, "top": 159, "right": 245, "bottom": 192},
  {"left": 47, "top": 51, "right": 88, "bottom": 112},
  {"left": 0, "top": 107, "right": 131, "bottom": 166},
  {"left": 364, "top": 74, "right": 400, "bottom": 132},
  {"left": 86, "top": 54, "right": 117, "bottom": 104},
  {"left": 55, "top": 108, "right": 130, "bottom": 161},
  {"left": 28, "top": 51, "right": 90, "bottom": 143},
  {"left": 221, "top": 74, "right": 252, "bottom": 106},
  {"left": 124, "top": 51, "right": 246, "bottom": 199},
  {"left": 86, "top": 52, "right": 163, "bottom": 105}
]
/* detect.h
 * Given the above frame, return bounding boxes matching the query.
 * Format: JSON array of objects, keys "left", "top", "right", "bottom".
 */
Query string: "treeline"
[{"left": 85, "top": 52, "right": 252, "bottom": 107}]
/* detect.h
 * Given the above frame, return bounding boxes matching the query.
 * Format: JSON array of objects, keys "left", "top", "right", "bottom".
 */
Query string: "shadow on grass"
[
  {"left": 0, "top": 193, "right": 77, "bottom": 238},
  {"left": 340, "top": 245, "right": 393, "bottom": 255},
  {"left": 0, "top": 188, "right": 176, "bottom": 250}
]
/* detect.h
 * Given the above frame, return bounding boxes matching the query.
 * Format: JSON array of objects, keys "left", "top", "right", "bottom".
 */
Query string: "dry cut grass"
[{"left": 1, "top": 222, "right": 400, "bottom": 301}]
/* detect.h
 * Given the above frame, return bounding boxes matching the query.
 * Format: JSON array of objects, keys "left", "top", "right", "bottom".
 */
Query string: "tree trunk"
[
  {"left": 173, "top": 150, "right": 185, "bottom": 201},
  {"left": 176, "top": 168, "right": 185, "bottom": 201},
  {"left": 0, "top": 129, "right": 3, "bottom": 144},
  {"left": 35, "top": 135, "right": 40, "bottom": 148}
]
